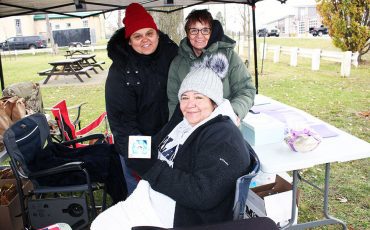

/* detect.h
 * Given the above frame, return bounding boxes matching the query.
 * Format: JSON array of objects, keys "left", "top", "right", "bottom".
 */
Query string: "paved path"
[{"left": 39, "top": 70, "right": 107, "bottom": 87}]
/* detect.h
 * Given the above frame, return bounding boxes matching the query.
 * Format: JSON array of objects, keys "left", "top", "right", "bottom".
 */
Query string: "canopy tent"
[{"left": 0, "top": 0, "right": 287, "bottom": 92}]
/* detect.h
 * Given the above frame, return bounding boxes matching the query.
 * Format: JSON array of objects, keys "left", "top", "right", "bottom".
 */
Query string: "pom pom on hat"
[
  {"left": 178, "top": 53, "right": 229, "bottom": 105},
  {"left": 123, "top": 3, "right": 158, "bottom": 39}
]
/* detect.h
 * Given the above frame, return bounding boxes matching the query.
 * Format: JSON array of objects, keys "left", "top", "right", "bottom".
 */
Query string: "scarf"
[{"left": 158, "top": 99, "right": 237, "bottom": 167}]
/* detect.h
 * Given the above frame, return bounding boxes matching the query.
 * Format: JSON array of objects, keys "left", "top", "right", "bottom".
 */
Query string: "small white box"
[
  {"left": 241, "top": 113, "right": 285, "bottom": 146},
  {"left": 245, "top": 175, "right": 299, "bottom": 227}
]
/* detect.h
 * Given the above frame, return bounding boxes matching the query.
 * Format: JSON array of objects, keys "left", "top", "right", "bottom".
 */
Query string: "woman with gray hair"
[{"left": 92, "top": 55, "right": 253, "bottom": 229}]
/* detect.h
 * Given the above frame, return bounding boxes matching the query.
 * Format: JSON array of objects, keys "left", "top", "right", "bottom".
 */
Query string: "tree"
[
  {"left": 316, "top": 0, "right": 370, "bottom": 62},
  {"left": 151, "top": 8, "right": 184, "bottom": 45},
  {"left": 215, "top": 11, "right": 225, "bottom": 28},
  {"left": 117, "top": 10, "right": 123, "bottom": 29},
  {"left": 239, "top": 5, "right": 249, "bottom": 40},
  {"left": 45, "top": 14, "right": 56, "bottom": 54}
]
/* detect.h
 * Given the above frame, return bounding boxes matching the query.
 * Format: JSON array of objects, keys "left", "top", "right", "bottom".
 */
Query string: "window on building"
[
  {"left": 298, "top": 21, "right": 306, "bottom": 34},
  {"left": 83, "top": 20, "right": 89, "bottom": 27},
  {"left": 15, "top": 19, "right": 22, "bottom": 36},
  {"left": 309, "top": 19, "right": 318, "bottom": 29},
  {"left": 55, "top": 24, "right": 60, "bottom": 30},
  {"left": 66, "top": 23, "right": 71, "bottom": 28}
]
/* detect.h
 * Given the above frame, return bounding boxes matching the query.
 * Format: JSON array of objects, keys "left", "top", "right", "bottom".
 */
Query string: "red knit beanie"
[{"left": 123, "top": 3, "right": 158, "bottom": 39}]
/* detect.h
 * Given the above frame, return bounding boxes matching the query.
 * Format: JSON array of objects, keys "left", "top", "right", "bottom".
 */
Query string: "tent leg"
[
  {"left": 251, "top": 4, "right": 259, "bottom": 94},
  {"left": 0, "top": 54, "right": 4, "bottom": 91}
]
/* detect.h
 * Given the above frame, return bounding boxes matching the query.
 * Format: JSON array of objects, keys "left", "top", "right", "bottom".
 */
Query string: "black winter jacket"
[
  {"left": 30, "top": 142, "right": 126, "bottom": 203},
  {"left": 105, "top": 28, "right": 178, "bottom": 159},
  {"left": 130, "top": 114, "right": 252, "bottom": 227}
]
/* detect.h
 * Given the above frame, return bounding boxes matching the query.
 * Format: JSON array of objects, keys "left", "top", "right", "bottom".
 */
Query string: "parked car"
[
  {"left": 0, "top": 35, "right": 47, "bottom": 51},
  {"left": 309, "top": 25, "right": 328, "bottom": 36},
  {"left": 257, "top": 28, "right": 280, "bottom": 37}
]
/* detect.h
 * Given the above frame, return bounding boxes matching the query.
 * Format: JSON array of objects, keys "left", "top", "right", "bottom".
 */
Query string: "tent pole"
[
  {"left": 0, "top": 54, "right": 4, "bottom": 91},
  {"left": 251, "top": 3, "right": 258, "bottom": 94}
]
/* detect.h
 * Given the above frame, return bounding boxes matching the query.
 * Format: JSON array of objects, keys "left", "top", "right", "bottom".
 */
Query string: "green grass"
[
  {"left": 1, "top": 38, "right": 369, "bottom": 229},
  {"left": 257, "top": 37, "right": 342, "bottom": 51}
]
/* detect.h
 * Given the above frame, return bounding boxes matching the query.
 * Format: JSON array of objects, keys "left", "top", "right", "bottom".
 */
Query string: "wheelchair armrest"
[
  {"left": 68, "top": 102, "right": 87, "bottom": 127},
  {"left": 45, "top": 102, "right": 87, "bottom": 128},
  {"left": 29, "top": 161, "right": 84, "bottom": 179},
  {"left": 61, "top": 133, "right": 106, "bottom": 146},
  {"left": 66, "top": 102, "right": 88, "bottom": 110}
]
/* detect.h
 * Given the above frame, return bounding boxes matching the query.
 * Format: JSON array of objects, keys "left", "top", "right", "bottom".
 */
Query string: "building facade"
[
  {"left": 263, "top": 5, "right": 323, "bottom": 37},
  {"left": 0, "top": 12, "right": 106, "bottom": 45}
]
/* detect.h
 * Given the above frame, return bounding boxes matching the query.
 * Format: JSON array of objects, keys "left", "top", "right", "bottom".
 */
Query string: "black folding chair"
[
  {"left": 233, "top": 142, "right": 260, "bottom": 220},
  {"left": 3, "top": 113, "right": 108, "bottom": 230}
]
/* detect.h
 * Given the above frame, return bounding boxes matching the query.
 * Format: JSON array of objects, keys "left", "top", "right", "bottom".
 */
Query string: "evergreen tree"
[{"left": 316, "top": 0, "right": 370, "bottom": 61}]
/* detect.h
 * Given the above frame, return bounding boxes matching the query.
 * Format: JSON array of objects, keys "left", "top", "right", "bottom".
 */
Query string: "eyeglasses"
[{"left": 188, "top": 28, "right": 211, "bottom": 35}]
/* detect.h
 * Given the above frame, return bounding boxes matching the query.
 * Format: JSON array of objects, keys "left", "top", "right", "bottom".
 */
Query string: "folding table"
[{"left": 246, "top": 95, "right": 370, "bottom": 229}]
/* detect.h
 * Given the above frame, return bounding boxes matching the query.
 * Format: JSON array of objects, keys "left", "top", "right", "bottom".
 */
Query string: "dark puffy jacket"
[
  {"left": 141, "top": 115, "right": 252, "bottom": 227},
  {"left": 105, "top": 28, "right": 178, "bottom": 159},
  {"left": 167, "top": 20, "right": 255, "bottom": 119}
]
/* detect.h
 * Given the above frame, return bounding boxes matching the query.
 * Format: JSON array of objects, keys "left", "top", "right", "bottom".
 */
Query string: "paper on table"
[
  {"left": 309, "top": 123, "right": 338, "bottom": 138},
  {"left": 250, "top": 104, "right": 286, "bottom": 113},
  {"left": 262, "top": 109, "right": 311, "bottom": 127}
]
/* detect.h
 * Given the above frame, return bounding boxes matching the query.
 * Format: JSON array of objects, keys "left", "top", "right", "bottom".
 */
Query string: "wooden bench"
[
  {"left": 76, "top": 66, "right": 94, "bottom": 78},
  {"left": 38, "top": 68, "right": 53, "bottom": 76},
  {"left": 40, "top": 66, "right": 94, "bottom": 84},
  {"left": 91, "top": 61, "right": 105, "bottom": 70}
]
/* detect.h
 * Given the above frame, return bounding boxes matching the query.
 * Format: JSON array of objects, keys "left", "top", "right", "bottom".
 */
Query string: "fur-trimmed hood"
[{"left": 107, "top": 27, "right": 176, "bottom": 66}]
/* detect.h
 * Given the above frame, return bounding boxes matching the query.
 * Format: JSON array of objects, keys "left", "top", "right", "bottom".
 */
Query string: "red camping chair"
[{"left": 48, "top": 100, "right": 112, "bottom": 147}]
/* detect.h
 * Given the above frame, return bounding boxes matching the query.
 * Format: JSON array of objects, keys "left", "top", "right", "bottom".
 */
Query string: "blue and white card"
[{"left": 128, "top": 136, "right": 151, "bottom": 159}]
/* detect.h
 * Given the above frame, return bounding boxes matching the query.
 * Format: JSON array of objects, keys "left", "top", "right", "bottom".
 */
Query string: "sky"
[
  {"left": 184, "top": 0, "right": 317, "bottom": 31},
  {"left": 105, "top": 0, "right": 317, "bottom": 33}
]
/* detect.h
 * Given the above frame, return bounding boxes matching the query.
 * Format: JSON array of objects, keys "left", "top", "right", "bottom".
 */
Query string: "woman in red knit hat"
[{"left": 105, "top": 3, "right": 178, "bottom": 195}]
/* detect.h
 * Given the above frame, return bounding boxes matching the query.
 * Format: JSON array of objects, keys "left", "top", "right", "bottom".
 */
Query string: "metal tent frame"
[{"left": 0, "top": 0, "right": 288, "bottom": 92}]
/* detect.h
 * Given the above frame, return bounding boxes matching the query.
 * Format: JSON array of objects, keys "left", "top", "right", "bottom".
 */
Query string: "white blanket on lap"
[{"left": 91, "top": 180, "right": 175, "bottom": 230}]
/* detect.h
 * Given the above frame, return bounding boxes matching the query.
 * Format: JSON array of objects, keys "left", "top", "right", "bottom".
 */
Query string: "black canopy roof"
[
  {"left": 0, "top": 1, "right": 262, "bottom": 18},
  {"left": 0, "top": 0, "right": 286, "bottom": 92}
]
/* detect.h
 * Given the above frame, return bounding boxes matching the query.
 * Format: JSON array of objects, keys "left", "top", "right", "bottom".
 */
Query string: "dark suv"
[
  {"left": 257, "top": 28, "right": 280, "bottom": 37},
  {"left": 309, "top": 25, "right": 329, "bottom": 36},
  {"left": 0, "top": 36, "right": 47, "bottom": 51}
]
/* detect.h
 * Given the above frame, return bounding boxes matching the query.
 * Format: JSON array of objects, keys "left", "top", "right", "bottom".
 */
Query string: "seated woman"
[{"left": 91, "top": 55, "right": 252, "bottom": 229}]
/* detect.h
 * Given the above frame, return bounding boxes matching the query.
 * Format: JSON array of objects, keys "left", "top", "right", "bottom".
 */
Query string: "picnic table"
[
  {"left": 64, "top": 48, "right": 90, "bottom": 58},
  {"left": 71, "top": 54, "right": 105, "bottom": 71},
  {"left": 38, "top": 58, "right": 94, "bottom": 84}
]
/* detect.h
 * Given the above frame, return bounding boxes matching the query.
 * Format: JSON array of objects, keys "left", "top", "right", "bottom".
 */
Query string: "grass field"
[{"left": 1, "top": 37, "right": 369, "bottom": 229}]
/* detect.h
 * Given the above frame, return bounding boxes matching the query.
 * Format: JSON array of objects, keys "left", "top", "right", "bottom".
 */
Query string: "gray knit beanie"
[{"left": 178, "top": 53, "right": 229, "bottom": 105}]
